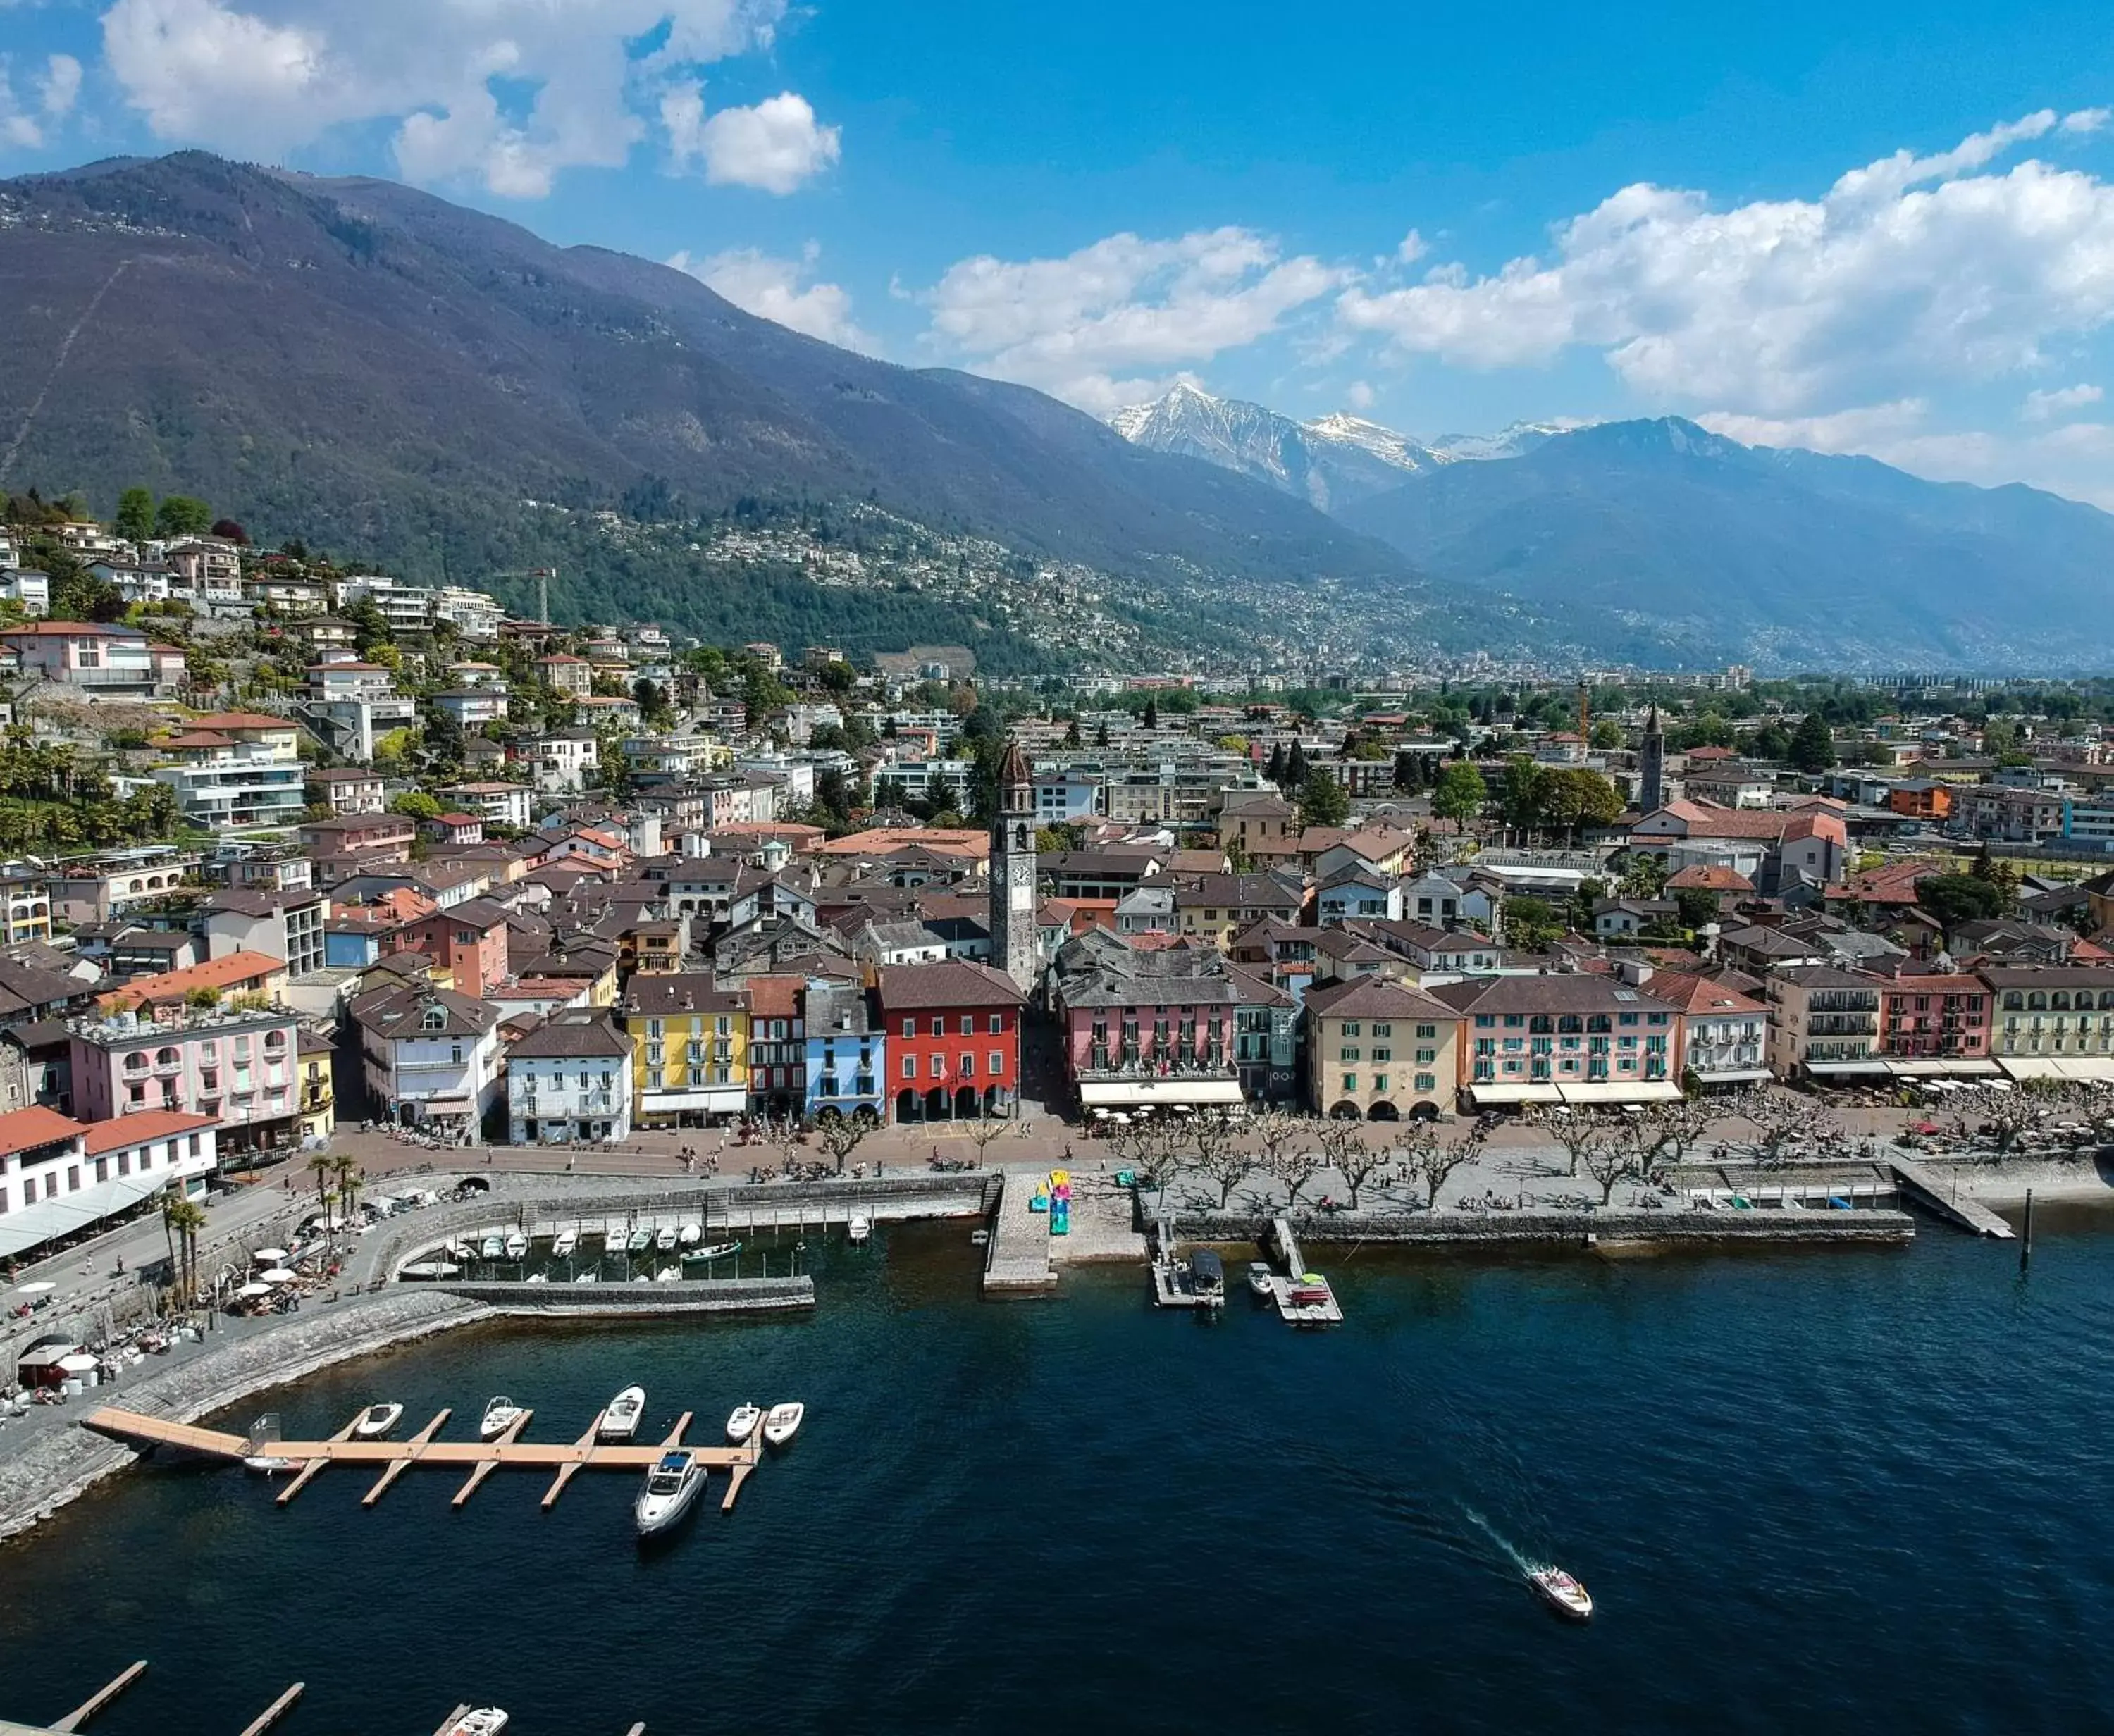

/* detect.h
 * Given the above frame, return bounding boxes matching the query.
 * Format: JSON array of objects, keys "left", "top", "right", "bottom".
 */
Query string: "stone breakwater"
[
  {"left": 0, "top": 1289, "right": 491, "bottom": 1545},
  {"left": 435, "top": 1277, "right": 815, "bottom": 1315},
  {"left": 1166, "top": 1206, "right": 1919, "bottom": 1249}
]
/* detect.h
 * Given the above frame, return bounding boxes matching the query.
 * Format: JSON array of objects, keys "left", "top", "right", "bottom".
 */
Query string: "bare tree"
[
  {"left": 1316, "top": 1120, "right": 1388, "bottom": 1209},
  {"left": 765, "top": 1115, "right": 805, "bottom": 1177},
  {"left": 1531, "top": 1105, "right": 1614, "bottom": 1177},
  {"left": 1580, "top": 1124, "right": 1645, "bottom": 1205},
  {"left": 1414, "top": 1118, "right": 1491, "bottom": 1210},
  {"left": 816, "top": 1113, "right": 870, "bottom": 1174},
  {"left": 1640, "top": 1093, "right": 1710, "bottom": 1167},
  {"left": 1724, "top": 1088, "right": 1841, "bottom": 1168},
  {"left": 1182, "top": 1110, "right": 1256, "bottom": 1209},
  {"left": 1951, "top": 1081, "right": 2075, "bottom": 1158},
  {"left": 1249, "top": 1108, "right": 1326, "bottom": 1208}
]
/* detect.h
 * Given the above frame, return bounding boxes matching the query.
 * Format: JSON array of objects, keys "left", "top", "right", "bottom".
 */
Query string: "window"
[
  {"left": 960, "top": 1015, "right": 976, "bottom": 1036},
  {"left": 1342, "top": 1021, "right": 1361, "bottom": 1037},
  {"left": 930, "top": 1055, "right": 944, "bottom": 1078},
  {"left": 1341, "top": 1046, "right": 1361, "bottom": 1062},
  {"left": 1415, "top": 1072, "right": 1436, "bottom": 1093},
  {"left": 1373, "top": 1074, "right": 1388, "bottom": 1093},
  {"left": 1371, "top": 1047, "right": 1392, "bottom": 1063},
  {"left": 901, "top": 1017, "right": 916, "bottom": 1038},
  {"left": 989, "top": 1051, "right": 1004, "bottom": 1076},
  {"left": 1416, "top": 1048, "right": 1435, "bottom": 1065},
  {"left": 1416, "top": 1024, "right": 1436, "bottom": 1040},
  {"left": 648, "top": 1018, "right": 664, "bottom": 1038},
  {"left": 989, "top": 1014, "right": 1004, "bottom": 1034},
  {"left": 960, "top": 1054, "right": 976, "bottom": 1078},
  {"left": 1342, "top": 1073, "right": 1356, "bottom": 1092},
  {"left": 1372, "top": 1022, "right": 1392, "bottom": 1037},
  {"left": 902, "top": 1056, "right": 916, "bottom": 1079}
]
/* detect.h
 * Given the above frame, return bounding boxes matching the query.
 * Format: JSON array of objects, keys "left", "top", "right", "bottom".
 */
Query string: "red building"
[
  {"left": 877, "top": 960, "right": 1026, "bottom": 1122},
  {"left": 389, "top": 898, "right": 511, "bottom": 997},
  {"left": 1877, "top": 972, "right": 1992, "bottom": 1068}
]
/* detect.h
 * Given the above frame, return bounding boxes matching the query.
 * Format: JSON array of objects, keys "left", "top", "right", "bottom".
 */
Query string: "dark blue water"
[{"left": 0, "top": 1215, "right": 2108, "bottom": 1735}]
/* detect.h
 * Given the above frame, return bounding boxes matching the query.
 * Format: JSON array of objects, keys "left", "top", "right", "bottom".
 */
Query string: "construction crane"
[{"left": 478, "top": 566, "right": 559, "bottom": 622}]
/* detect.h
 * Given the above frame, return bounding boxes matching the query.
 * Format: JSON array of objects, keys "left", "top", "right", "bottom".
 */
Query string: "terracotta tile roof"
[
  {"left": 97, "top": 949, "right": 287, "bottom": 1010},
  {"left": 0, "top": 1106, "right": 87, "bottom": 1153},
  {"left": 80, "top": 1110, "right": 217, "bottom": 1154}
]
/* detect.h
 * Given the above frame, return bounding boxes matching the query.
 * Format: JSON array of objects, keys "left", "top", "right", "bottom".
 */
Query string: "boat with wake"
[{"left": 1528, "top": 1566, "right": 1593, "bottom": 1620}]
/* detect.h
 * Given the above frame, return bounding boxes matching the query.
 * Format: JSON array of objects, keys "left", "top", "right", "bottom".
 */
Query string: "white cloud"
[
  {"left": 1395, "top": 229, "right": 1427, "bottom": 264},
  {"left": 93, "top": 0, "right": 822, "bottom": 198},
  {"left": 2021, "top": 383, "right": 2103, "bottom": 421},
  {"left": 1337, "top": 111, "right": 2114, "bottom": 417},
  {"left": 922, "top": 227, "right": 1345, "bottom": 414},
  {"left": 668, "top": 242, "right": 875, "bottom": 352},
  {"left": 0, "top": 52, "right": 81, "bottom": 147},
  {"left": 1345, "top": 379, "right": 1376, "bottom": 410},
  {"left": 667, "top": 87, "right": 839, "bottom": 194},
  {"left": 2063, "top": 106, "right": 2112, "bottom": 135},
  {"left": 1697, "top": 399, "right": 1933, "bottom": 451}
]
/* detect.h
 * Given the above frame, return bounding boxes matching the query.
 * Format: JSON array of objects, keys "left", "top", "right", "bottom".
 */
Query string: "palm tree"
[
  {"left": 163, "top": 1192, "right": 208, "bottom": 1303},
  {"left": 306, "top": 1151, "right": 335, "bottom": 1249},
  {"left": 159, "top": 1191, "right": 182, "bottom": 1293},
  {"left": 330, "top": 1154, "right": 361, "bottom": 1227}
]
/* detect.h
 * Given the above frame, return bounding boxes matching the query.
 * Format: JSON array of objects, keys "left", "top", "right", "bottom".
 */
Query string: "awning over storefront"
[
  {"left": 0, "top": 1170, "right": 175, "bottom": 1262},
  {"left": 641, "top": 1087, "right": 748, "bottom": 1115},
  {"left": 1556, "top": 1081, "right": 1684, "bottom": 1105},
  {"left": 1886, "top": 1058, "right": 2000, "bottom": 1078},
  {"left": 415, "top": 1093, "right": 475, "bottom": 1117},
  {"left": 1080, "top": 1078, "right": 1246, "bottom": 1110},
  {"left": 1691, "top": 1068, "right": 1773, "bottom": 1086},
  {"left": 1805, "top": 1061, "right": 1892, "bottom": 1077},
  {"left": 1999, "top": 1056, "right": 2114, "bottom": 1083},
  {"left": 1464, "top": 1081, "right": 1564, "bottom": 1105}
]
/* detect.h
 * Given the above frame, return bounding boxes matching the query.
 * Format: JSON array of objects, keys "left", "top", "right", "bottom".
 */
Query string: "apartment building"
[
  {"left": 506, "top": 1010, "right": 636, "bottom": 1145},
  {"left": 621, "top": 974, "right": 748, "bottom": 1127},
  {"left": 1303, "top": 976, "right": 1462, "bottom": 1120},
  {"left": 1432, "top": 972, "right": 1683, "bottom": 1108}
]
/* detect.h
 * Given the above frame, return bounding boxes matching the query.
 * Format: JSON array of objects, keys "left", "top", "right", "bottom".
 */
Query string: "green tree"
[
  {"left": 1501, "top": 756, "right": 1547, "bottom": 835},
  {"left": 1063, "top": 717, "right": 1082, "bottom": 749},
  {"left": 1588, "top": 718, "right": 1625, "bottom": 750},
  {"left": 1502, "top": 895, "right": 1563, "bottom": 950},
  {"left": 1540, "top": 767, "right": 1624, "bottom": 843},
  {"left": 114, "top": 487, "right": 155, "bottom": 543},
  {"left": 1674, "top": 886, "right": 1722, "bottom": 931},
  {"left": 1298, "top": 767, "right": 1350, "bottom": 829},
  {"left": 1142, "top": 695, "right": 1159, "bottom": 729},
  {"left": 153, "top": 495, "right": 213, "bottom": 538},
  {"left": 1432, "top": 760, "right": 1487, "bottom": 829},
  {"left": 1917, "top": 872, "right": 2008, "bottom": 939},
  {"left": 391, "top": 790, "right": 443, "bottom": 820},
  {"left": 1788, "top": 711, "right": 1837, "bottom": 773}
]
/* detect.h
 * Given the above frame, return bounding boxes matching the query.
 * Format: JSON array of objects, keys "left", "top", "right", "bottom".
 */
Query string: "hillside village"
[{"left": 2, "top": 493, "right": 2114, "bottom": 1260}]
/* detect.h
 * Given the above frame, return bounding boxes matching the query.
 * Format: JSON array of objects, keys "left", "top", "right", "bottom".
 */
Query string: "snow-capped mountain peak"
[{"left": 1302, "top": 411, "right": 1449, "bottom": 473}]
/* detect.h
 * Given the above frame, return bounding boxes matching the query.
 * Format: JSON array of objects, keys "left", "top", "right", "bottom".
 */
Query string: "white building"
[
  {"left": 438, "top": 781, "right": 533, "bottom": 830},
  {"left": 506, "top": 1010, "right": 636, "bottom": 1144},
  {"left": 0, "top": 1107, "right": 220, "bottom": 1263},
  {"left": 523, "top": 731, "right": 599, "bottom": 793},
  {"left": 153, "top": 727, "right": 307, "bottom": 833},
  {"left": 0, "top": 567, "right": 50, "bottom": 616},
  {"left": 352, "top": 983, "right": 502, "bottom": 1132}
]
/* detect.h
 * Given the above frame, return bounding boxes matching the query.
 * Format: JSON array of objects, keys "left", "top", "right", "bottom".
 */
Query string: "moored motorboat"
[
  {"left": 573, "top": 1270, "right": 600, "bottom": 1284},
  {"left": 1528, "top": 1566, "right": 1593, "bottom": 1620},
  {"left": 353, "top": 1401, "right": 404, "bottom": 1439},
  {"left": 654, "top": 1265, "right": 681, "bottom": 1282},
  {"left": 478, "top": 1234, "right": 504, "bottom": 1260},
  {"left": 443, "top": 1238, "right": 475, "bottom": 1262},
  {"left": 597, "top": 1384, "right": 645, "bottom": 1442},
  {"left": 445, "top": 1709, "right": 509, "bottom": 1736},
  {"left": 551, "top": 1228, "right": 579, "bottom": 1258},
  {"left": 478, "top": 1396, "right": 526, "bottom": 1440},
  {"left": 848, "top": 1215, "right": 872, "bottom": 1244},
  {"left": 242, "top": 1453, "right": 295, "bottom": 1473},
  {"left": 654, "top": 1226, "right": 677, "bottom": 1253},
  {"left": 525, "top": 1272, "right": 548, "bottom": 1284},
  {"left": 1246, "top": 1260, "right": 1275, "bottom": 1298},
  {"left": 684, "top": 1239, "right": 741, "bottom": 1263},
  {"left": 725, "top": 1401, "right": 762, "bottom": 1444},
  {"left": 400, "top": 1260, "right": 462, "bottom": 1281},
  {"left": 678, "top": 1222, "right": 702, "bottom": 1247},
  {"left": 626, "top": 1227, "right": 652, "bottom": 1253},
  {"left": 502, "top": 1229, "right": 528, "bottom": 1259},
  {"left": 762, "top": 1401, "right": 804, "bottom": 1448},
  {"left": 634, "top": 1449, "right": 707, "bottom": 1538}
]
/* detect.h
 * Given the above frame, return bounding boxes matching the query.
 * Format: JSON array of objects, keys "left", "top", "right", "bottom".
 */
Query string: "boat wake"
[{"left": 1461, "top": 1504, "right": 1544, "bottom": 1577}]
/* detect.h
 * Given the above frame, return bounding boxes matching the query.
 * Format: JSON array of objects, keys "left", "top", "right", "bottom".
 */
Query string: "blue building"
[{"left": 803, "top": 981, "right": 886, "bottom": 1124}]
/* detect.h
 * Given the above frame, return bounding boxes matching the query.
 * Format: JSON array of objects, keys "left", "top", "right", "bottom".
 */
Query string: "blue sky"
[{"left": 8, "top": 1, "right": 2114, "bottom": 500}]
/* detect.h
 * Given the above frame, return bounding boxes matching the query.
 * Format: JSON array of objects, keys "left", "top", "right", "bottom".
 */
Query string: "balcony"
[{"left": 1807, "top": 1015, "right": 1878, "bottom": 1036}]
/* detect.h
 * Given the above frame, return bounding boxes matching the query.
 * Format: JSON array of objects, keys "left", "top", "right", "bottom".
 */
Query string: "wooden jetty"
[
  {"left": 1266, "top": 1217, "right": 1343, "bottom": 1325},
  {"left": 2, "top": 1661, "right": 306, "bottom": 1736},
  {"left": 1885, "top": 1153, "right": 2017, "bottom": 1239},
  {"left": 81, "top": 1406, "right": 765, "bottom": 1511}
]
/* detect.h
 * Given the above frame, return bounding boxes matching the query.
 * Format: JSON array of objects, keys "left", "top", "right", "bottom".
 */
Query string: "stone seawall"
[
  {"left": 435, "top": 1277, "right": 814, "bottom": 1315},
  {"left": 0, "top": 1289, "right": 492, "bottom": 1545},
  {"left": 1168, "top": 1207, "right": 1918, "bottom": 1249}
]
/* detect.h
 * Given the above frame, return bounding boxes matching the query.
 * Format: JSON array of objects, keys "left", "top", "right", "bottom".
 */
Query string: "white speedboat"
[
  {"left": 525, "top": 1272, "right": 548, "bottom": 1285},
  {"left": 684, "top": 1239, "right": 741, "bottom": 1263},
  {"left": 445, "top": 1711, "right": 509, "bottom": 1736},
  {"left": 478, "top": 1233, "right": 504, "bottom": 1260},
  {"left": 502, "top": 1229, "right": 528, "bottom": 1259},
  {"left": 848, "top": 1215, "right": 872, "bottom": 1244},
  {"left": 634, "top": 1449, "right": 707, "bottom": 1538},
  {"left": 443, "top": 1238, "right": 475, "bottom": 1262},
  {"left": 1247, "top": 1261, "right": 1275, "bottom": 1298},
  {"left": 626, "top": 1227, "right": 652, "bottom": 1253},
  {"left": 762, "top": 1401, "right": 804, "bottom": 1448},
  {"left": 597, "top": 1385, "right": 645, "bottom": 1442},
  {"left": 551, "top": 1228, "right": 579, "bottom": 1259},
  {"left": 573, "top": 1270, "right": 600, "bottom": 1284},
  {"left": 478, "top": 1396, "right": 526, "bottom": 1441},
  {"left": 725, "top": 1401, "right": 762, "bottom": 1444},
  {"left": 400, "top": 1260, "right": 462, "bottom": 1281},
  {"left": 352, "top": 1402, "right": 403, "bottom": 1440},
  {"left": 242, "top": 1453, "right": 295, "bottom": 1474},
  {"left": 654, "top": 1265, "right": 681, "bottom": 1283},
  {"left": 653, "top": 1226, "right": 677, "bottom": 1253},
  {"left": 677, "top": 1222, "right": 702, "bottom": 1247},
  {"left": 1528, "top": 1566, "right": 1593, "bottom": 1620}
]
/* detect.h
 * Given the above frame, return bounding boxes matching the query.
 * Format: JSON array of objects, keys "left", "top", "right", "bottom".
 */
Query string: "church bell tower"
[{"left": 990, "top": 738, "right": 1039, "bottom": 991}]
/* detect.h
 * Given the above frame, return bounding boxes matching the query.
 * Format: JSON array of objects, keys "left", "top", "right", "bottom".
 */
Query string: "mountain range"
[
  {"left": 0, "top": 151, "right": 1451, "bottom": 669},
  {"left": 1111, "top": 385, "right": 2114, "bottom": 669}
]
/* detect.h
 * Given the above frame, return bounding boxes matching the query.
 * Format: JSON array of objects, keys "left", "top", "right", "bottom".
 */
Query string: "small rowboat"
[
  {"left": 1528, "top": 1566, "right": 1593, "bottom": 1620},
  {"left": 683, "top": 1239, "right": 741, "bottom": 1263}
]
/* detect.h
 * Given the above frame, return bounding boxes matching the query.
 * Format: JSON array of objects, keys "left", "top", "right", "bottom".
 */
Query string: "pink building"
[
  {"left": 1877, "top": 972, "right": 1992, "bottom": 1063},
  {"left": 70, "top": 1006, "right": 303, "bottom": 1158}
]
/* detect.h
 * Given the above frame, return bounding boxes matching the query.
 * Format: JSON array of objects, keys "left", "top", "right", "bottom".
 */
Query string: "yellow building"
[
  {"left": 1302, "top": 976, "right": 1464, "bottom": 1120},
  {"left": 296, "top": 1028, "right": 336, "bottom": 1142},
  {"left": 621, "top": 973, "right": 748, "bottom": 1125}
]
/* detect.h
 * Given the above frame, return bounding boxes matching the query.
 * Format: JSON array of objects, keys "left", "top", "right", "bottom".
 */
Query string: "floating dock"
[
  {"left": 81, "top": 1406, "right": 765, "bottom": 1511},
  {"left": 1884, "top": 1154, "right": 2017, "bottom": 1239},
  {"left": 1147, "top": 1222, "right": 1223, "bottom": 1310},
  {"left": 1266, "top": 1217, "right": 1343, "bottom": 1325}
]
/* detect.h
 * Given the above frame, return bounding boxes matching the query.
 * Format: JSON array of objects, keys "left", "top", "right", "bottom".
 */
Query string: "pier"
[
  {"left": 981, "top": 1173, "right": 1058, "bottom": 1295},
  {"left": 80, "top": 1406, "right": 765, "bottom": 1511},
  {"left": 1885, "top": 1154, "right": 2017, "bottom": 1239},
  {"left": 1264, "top": 1217, "right": 1343, "bottom": 1324}
]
